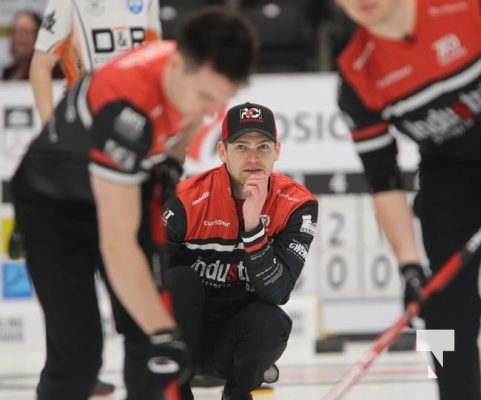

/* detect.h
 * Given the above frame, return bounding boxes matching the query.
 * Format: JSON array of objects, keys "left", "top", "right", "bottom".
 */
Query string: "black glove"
[
  {"left": 8, "top": 224, "right": 26, "bottom": 260},
  {"left": 151, "top": 157, "right": 184, "bottom": 206},
  {"left": 147, "top": 328, "right": 191, "bottom": 388},
  {"left": 400, "top": 263, "right": 427, "bottom": 310}
]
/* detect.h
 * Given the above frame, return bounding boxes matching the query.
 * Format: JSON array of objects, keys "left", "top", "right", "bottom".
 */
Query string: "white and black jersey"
[{"left": 36, "top": 0, "right": 161, "bottom": 86}]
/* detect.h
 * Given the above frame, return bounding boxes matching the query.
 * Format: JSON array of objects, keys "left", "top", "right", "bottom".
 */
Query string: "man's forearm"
[
  {"left": 373, "top": 190, "right": 422, "bottom": 264},
  {"left": 242, "top": 223, "right": 296, "bottom": 304},
  {"left": 30, "top": 52, "right": 57, "bottom": 125},
  {"left": 101, "top": 241, "right": 176, "bottom": 334},
  {"left": 91, "top": 175, "right": 176, "bottom": 335},
  {"left": 31, "top": 71, "right": 55, "bottom": 125}
]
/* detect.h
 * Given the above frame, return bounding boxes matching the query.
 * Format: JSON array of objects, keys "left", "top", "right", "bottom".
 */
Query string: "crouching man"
[{"left": 164, "top": 102, "right": 319, "bottom": 400}]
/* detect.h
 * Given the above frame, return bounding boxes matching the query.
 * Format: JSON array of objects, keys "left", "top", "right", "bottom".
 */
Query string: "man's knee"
[{"left": 241, "top": 303, "right": 292, "bottom": 341}]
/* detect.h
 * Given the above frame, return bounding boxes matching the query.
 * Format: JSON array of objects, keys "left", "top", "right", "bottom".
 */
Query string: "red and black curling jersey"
[
  {"left": 165, "top": 164, "right": 318, "bottom": 320},
  {"left": 338, "top": 0, "right": 481, "bottom": 192},
  {"left": 21, "top": 41, "right": 184, "bottom": 201}
]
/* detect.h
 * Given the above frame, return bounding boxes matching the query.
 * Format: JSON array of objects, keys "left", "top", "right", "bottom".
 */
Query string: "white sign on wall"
[
  {"left": 0, "top": 75, "right": 420, "bottom": 179},
  {"left": 0, "top": 81, "right": 64, "bottom": 178},
  {"left": 184, "top": 73, "right": 420, "bottom": 176}
]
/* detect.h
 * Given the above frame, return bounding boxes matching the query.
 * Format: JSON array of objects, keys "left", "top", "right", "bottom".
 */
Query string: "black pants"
[
  {"left": 12, "top": 169, "right": 163, "bottom": 400},
  {"left": 415, "top": 159, "right": 481, "bottom": 400},
  {"left": 166, "top": 266, "right": 292, "bottom": 400}
]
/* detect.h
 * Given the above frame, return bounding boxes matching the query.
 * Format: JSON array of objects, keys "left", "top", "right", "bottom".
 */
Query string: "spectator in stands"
[{"left": 1, "top": 10, "right": 62, "bottom": 81}]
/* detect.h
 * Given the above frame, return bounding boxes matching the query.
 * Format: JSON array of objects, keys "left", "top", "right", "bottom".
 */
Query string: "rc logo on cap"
[
  {"left": 221, "top": 102, "right": 277, "bottom": 143},
  {"left": 240, "top": 107, "right": 263, "bottom": 121}
]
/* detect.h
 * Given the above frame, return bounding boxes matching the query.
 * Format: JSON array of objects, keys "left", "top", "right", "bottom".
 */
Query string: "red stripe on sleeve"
[
  {"left": 244, "top": 236, "right": 268, "bottom": 253},
  {"left": 351, "top": 122, "right": 389, "bottom": 140},
  {"left": 90, "top": 148, "right": 120, "bottom": 169}
]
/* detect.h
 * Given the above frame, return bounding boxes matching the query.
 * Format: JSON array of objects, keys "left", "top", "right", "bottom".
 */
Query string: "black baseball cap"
[{"left": 221, "top": 102, "right": 277, "bottom": 143}]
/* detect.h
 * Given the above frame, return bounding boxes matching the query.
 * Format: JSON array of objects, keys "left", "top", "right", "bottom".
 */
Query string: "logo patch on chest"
[
  {"left": 127, "top": 0, "right": 144, "bottom": 14},
  {"left": 432, "top": 33, "right": 467, "bottom": 66}
]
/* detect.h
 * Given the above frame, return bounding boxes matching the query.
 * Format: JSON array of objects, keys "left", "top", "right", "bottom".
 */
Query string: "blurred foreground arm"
[
  {"left": 373, "top": 190, "right": 427, "bottom": 305},
  {"left": 91, "top": 175, "right": 176, "bottom": 334}
]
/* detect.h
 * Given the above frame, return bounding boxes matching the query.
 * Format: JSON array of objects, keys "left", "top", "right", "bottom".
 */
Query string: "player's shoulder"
[
  {"left": 109, "top": 41, "right": 175, "bottom": 70},
  {"left": 426, "top": 0, "right": 473, "bottom": 8},
  {"left": 337, "top": 27, "right": 373, "bottom": 78},
  {"left": 422, "top": 0, "right": 478, "bottom": 19},
  {"left": 270, "top": 172, "right": 317, "bottom": 204},
  {"left": 176, "top": 167, "right": 220, "bottom": 201},
  {"left": 336, "top": 26, "right": 380, "bottom": 100},
  {"left": 88, "top": 41, "right": 174, "bottom": 106}
]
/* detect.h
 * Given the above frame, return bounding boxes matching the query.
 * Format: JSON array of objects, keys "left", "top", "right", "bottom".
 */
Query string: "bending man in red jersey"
[
  {"left": 337, "top": 1, "right": 481, "bottom": 399},
  {"left": 11, "top": 7, "right": 258, "bottom": 400},
  {"left": 27, "top": 1, "right": 161, "bottom": 394}
]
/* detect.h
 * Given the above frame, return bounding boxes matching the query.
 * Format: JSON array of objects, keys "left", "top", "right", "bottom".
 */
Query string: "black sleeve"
[
  {"left": 242, "top": 200, "right": 319, "bottom": 305},
  {"left": 338, "top": 74, "right": 404, "bottom": 192},
  {"left": 89, "top": 101, "right": 153, "bottom": 184},
  {"left": 164, "top": 195, "right": 187, "bottom": 264}
]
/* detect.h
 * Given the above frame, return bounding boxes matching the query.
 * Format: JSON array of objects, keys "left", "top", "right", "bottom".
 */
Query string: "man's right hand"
[
  {"left": 242, "top": 172, "right": 269, "bottom": 231},
  {"left": 148, "top": 328, "right": 191, "bottom": 387},
  {"left": 400, "top": 263, "right": 427, "bottom": 310}
]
